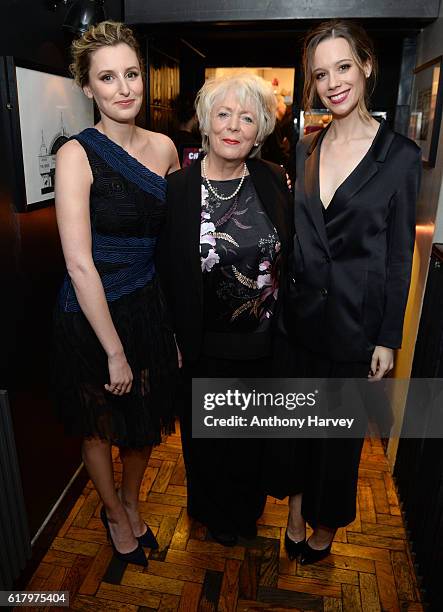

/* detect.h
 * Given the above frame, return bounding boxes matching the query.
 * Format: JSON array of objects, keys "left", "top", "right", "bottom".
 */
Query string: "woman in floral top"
[{"left": 158, "top": 74, "right": 293, "bottom": 546}]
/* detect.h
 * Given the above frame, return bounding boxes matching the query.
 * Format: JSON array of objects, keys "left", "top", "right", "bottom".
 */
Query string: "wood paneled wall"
[{"left": 148, "top": 46, "right": 180, "bottom": 135}]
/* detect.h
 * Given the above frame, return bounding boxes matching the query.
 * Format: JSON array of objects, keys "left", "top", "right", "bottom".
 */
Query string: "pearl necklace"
[{"left": 202, "top": 156, "right": 247, "bottom": 201}]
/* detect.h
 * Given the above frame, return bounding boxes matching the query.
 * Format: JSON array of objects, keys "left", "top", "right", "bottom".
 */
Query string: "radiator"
[{"left": 0, "top": 390, "right": 31, "bottom": 589}]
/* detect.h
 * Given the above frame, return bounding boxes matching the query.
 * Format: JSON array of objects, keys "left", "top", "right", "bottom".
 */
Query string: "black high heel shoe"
[
  {"left": 284, "top": 530, "right": 306, "bottom": 561},
  {"left": 299, "top": 538, "right": 332, "bottom": 565},
  {"left": 115, "top": 489, "right": 158, "bottom": 549},
  {"left": 100, "top": 506, "right": 148, "bottom": 566},
  {"left": 136, "top": 523, "right": 159, "bottom": 549}
]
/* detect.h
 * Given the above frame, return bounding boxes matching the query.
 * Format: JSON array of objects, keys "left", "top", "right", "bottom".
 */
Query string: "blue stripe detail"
[
  {"left": 74, "top": 128, "right": 167, "bottom": 201},
  {"left": 59, "top": 233, "right": 157, "bottom": 312}
]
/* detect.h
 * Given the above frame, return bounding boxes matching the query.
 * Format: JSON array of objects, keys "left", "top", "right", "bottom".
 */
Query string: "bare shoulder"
[
  {"left": 145, "top": 129, "right": 179, "bottom": 172},
  {"left": 146, "top": 129, "right": 176, "bottom": 153},
  {"left": 55, "top": 139, "right": 92, "bottom": 192},
  {"left": 56, "top": 139, "right": 89, "bottom": 168}
]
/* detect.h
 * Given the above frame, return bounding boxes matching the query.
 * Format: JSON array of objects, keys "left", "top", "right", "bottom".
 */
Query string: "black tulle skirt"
[{"left": 52, "top": 279, "right": 177, "bottom": 448}]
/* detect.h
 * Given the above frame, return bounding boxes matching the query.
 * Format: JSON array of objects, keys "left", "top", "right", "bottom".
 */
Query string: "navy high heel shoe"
[
  {"left": 284, "top": 530, "right": 306, "bottom": 561},
  {"left": 136, "top": 523, "right": 159, "bottom": 549},
  {"left": 100, "top": 506, "right": 148, "bottom": 566},
  {"left": 115, "top": 489, "right": 157, "bottom": 549}
]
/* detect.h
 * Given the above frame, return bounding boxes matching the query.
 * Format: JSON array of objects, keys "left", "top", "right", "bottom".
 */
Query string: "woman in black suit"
[
  {"left": 279, "top": 20, "right": 421, "bottom": 564},
  {"left": 158, "top": 73, "right": 293, "bottom": 546}
]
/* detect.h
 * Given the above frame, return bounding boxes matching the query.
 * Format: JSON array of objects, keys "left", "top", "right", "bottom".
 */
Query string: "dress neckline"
[
  {"left": 89, "top": 127, "right": 167, "bottom": 185},
  {"left": 76, "top": 128, "right": 167, "bottom": 200},
  {"left": 317, "top": 119, "right": 383, "bottom": 211}
]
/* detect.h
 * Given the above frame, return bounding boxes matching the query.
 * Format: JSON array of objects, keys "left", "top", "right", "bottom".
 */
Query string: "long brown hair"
[{"left": 302, "top": 20, "right": 377, "bottom": 122}]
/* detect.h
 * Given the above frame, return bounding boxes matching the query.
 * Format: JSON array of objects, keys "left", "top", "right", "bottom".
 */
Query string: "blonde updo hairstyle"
[
  {"left": 195, "top": 73, "right": 277, "bottom": 158},
  {"left": 302, "top": 19, "right": 378, "bottom": 122},
  {"left": 70, "top": 20, "right": 144, "bottom": 88}
]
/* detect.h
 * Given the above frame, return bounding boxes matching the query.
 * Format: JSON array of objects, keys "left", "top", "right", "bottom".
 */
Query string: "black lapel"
[
  {"left": 246, "top": 158, "right": 290, "bottom": 251},
  {"left": 304, "top": 129, "right": 331, "bottom": 254},
  {"left": 332, "top": 120, "right": 393, "bottom": 210},
  {"left": 325, "top": 119, "right": 395, "bottom": 216},
  {"left": 333, "top": 158, "right": 378, "bottom": 212}
]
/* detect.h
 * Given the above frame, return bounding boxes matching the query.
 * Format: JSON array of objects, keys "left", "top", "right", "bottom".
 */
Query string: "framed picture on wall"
[
  {"left": 5, "top": 58, "right": 94, "bottom": 211},
  {"left": 408, "top": 55, "right": 443, "bottom": 168}
]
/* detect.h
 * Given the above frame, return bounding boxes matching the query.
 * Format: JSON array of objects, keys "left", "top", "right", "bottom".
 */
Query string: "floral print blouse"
[{"left": 200, "top": 175, "right": 280, "bottom": 351}]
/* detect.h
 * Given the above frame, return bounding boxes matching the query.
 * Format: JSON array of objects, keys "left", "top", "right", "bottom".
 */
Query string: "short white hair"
[{"left": 195, "top": 73, "right": 277, "bottom": 158}]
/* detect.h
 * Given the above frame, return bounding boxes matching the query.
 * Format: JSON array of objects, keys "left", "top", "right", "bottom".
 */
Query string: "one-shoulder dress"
[{"left": 53, "top": 128, "right": 177, "bottom": 448}]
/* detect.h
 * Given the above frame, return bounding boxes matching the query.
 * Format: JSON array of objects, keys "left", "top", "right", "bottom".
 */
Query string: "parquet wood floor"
[{"left": 21, "top": 429, "right": 424, "bottom": 611}]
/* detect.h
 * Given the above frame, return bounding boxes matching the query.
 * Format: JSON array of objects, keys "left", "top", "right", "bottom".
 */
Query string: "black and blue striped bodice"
[{"left": 59, "top": 128, "right": 167, "bottom": 312}]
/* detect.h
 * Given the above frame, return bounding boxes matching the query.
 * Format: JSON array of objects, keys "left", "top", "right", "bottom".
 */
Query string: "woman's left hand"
[{"left": 368, "top": 346, "right": 394, "bottom": 381}]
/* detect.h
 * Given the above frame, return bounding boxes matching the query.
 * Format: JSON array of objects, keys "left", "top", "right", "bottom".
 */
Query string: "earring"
[{"left": 254, "top": 142, "right": 259, "bottom": 147}]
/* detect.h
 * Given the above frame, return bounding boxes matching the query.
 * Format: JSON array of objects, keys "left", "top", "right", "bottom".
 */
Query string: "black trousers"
[
  {"left": 181, "top": 355, "right": 269, "bottom": 534},
  {"left": 265, "top": 337, "right": 370, "bottom": 529}
]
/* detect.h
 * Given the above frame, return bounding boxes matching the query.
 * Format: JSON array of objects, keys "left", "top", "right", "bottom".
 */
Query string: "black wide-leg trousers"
[
  {"left": 264, "top": 337, "right": 369, "bottom": 529},
  {"left": 181, "top": 355, "right": 269, "bottom": 535}
]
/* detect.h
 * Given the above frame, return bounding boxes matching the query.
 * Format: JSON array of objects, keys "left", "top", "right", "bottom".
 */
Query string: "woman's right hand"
[{"left": 105, "top": 352, "right": 133, "bottom": 395}]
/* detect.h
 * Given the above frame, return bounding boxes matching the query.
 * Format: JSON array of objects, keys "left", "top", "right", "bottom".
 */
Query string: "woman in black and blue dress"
[{"left": 53, "top": 21, "right": 180, "bottom": 566}]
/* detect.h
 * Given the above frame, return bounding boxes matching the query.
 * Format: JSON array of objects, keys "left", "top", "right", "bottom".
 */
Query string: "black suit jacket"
[
  {"left": 157, "top": 157, "right": 293, "bottom": 363},
  {"left": 284, "top": 119, "right": 422, "bottom": 363}
]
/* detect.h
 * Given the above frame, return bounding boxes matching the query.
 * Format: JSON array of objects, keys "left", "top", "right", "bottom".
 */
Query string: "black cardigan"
[{"left": 157, "top": 157, "right": 294, "bottom": 363}]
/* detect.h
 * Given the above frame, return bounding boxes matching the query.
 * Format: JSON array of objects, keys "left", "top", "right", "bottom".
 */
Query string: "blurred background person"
[
  {"left": 261, "top": 93, "right": 290, "bottom": 169},
  {"left": 172, "top": 92, "right": 202, "bottom": 167}
]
